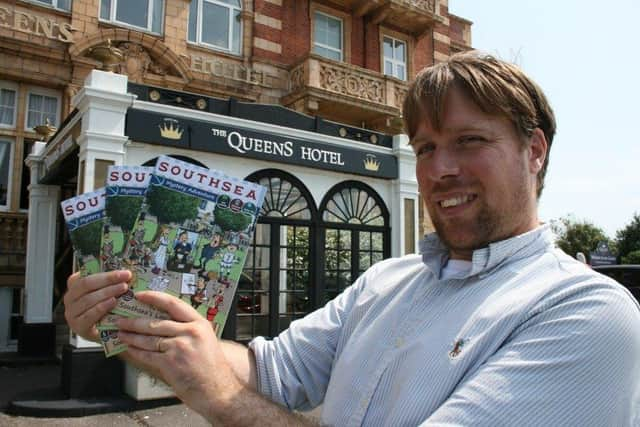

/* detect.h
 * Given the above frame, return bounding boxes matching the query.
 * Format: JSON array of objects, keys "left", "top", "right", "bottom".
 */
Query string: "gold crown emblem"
[
  {"left": 159, "top": 119, "right": 183, "bottom": 140},
  {"left": 363, "top": 154, "right": 380, "bottom": 172}
]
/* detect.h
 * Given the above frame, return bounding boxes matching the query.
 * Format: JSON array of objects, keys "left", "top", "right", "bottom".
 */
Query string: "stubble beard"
[{"left": 429, "top": 177, "right": 533, "bottom": 255}]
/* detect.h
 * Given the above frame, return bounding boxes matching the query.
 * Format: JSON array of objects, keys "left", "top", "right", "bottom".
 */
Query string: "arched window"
[
  {"left": 320, "top": 181, "right": 390, "bottom": 302},
  {"left": 233, "top": 170, "right": 318, "bottom": 341}
]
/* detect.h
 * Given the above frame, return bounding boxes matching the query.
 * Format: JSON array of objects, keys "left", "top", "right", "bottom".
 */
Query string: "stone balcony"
[
  {"left": 283, "top": 54, "right": 408, "bottom": 132},
  {"left": 329, "top": 0, "right": 443, "bottom": 35}
]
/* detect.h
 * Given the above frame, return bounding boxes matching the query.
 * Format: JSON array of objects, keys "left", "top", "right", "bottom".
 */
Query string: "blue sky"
[{"left": 449, "top": 1, "right": 640, "bottom": 237}]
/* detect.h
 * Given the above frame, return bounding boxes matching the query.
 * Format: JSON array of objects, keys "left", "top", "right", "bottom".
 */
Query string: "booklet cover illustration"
[
  {"left": 60, "top": 188, "right": 107, "bottom": 276},
  {"left": 111, "top": 156, "right": 267, "bottom": 336},
  {"left": 100, "top": 165, "right": 154, "bottom": 273}
]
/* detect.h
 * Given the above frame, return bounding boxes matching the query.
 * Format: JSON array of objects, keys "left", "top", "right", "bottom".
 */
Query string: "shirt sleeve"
[
  {"left": 421, "top": 284, "right": 640, "bottom": 427},
  {"left": 248, "top": 266, "right": 370, "bottom": 411}
]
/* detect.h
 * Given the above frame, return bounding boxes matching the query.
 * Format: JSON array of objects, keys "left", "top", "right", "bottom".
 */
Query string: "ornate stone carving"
[
  {"left": 115, "top": 42, "right": 168, "bottom": 82},
  {"left": 394, "top": 84, "right": 408, "bottom": 109},
  {"left": 289, "top": 64, "right": 305, "bottom": 92},
  {"left": 319, "top": 63, "right": 385, "bottom": 104},
  {"left": 397, "top": 0, "right": 437, "bottom": 14}
]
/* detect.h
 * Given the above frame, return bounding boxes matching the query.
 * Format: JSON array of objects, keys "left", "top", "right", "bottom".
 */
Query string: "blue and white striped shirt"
[{"left": 250, "top": 225, "right": 640, "bottom": 426}]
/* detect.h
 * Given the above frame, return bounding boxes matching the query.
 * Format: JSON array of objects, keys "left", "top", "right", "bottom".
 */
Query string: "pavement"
[
  {"left": 0, "top": 356, "right": 211, "bottom": 426},
  {"left": 0, "top": 354, "right": 321, "bottom": 426}
]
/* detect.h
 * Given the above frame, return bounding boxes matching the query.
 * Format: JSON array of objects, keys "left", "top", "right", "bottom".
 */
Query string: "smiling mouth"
[{"left": 439, "top": 194, "right": 477, "bottom": 208}]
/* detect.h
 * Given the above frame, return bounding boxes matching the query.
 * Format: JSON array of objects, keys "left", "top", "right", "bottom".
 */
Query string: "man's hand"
[
  {"left": 115, "top": 291, "right": 244, "bottom": 421},
  {"left": 64, "top": 270, "right": 130, "bottom": 342}
]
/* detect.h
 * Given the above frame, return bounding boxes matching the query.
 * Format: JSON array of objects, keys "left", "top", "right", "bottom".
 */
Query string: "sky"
[{"left": 449, "top": 0, "right": 640, "bottom": 237}]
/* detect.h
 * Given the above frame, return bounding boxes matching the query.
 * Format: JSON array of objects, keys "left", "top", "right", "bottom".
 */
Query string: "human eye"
[
  {"left": 458, "top": 135, "right": 486, "bottom": 146},
  {"left": 413, "top": 142, "right": 435, "bottom": 157}
]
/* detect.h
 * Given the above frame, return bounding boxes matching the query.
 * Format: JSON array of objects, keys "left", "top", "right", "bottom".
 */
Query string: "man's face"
[
  {"left": 412, "top": 86, "right": 546, "bottom": 260},
  {"left": 180, "top": 233, "right": 188, "bottom": 243}
]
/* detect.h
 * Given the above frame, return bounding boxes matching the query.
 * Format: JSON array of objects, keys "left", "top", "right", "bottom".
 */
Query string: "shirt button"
[{"left": 395, "top": 337, "right": 404, "bottom": 348}]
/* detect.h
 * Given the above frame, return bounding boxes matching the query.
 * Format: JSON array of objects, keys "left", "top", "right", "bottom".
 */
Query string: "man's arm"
[
  {"left": 115, "top": 291, "right": 321, "bottom": 426},
  {"left": 420, "top": 285, "right": 640, "bottom": 426},
  {"left": 219, "top": 340, "right": 257, "bottom": 390},
  {"left": 64, "top": 271, "right": 316, "bottom": 425}
]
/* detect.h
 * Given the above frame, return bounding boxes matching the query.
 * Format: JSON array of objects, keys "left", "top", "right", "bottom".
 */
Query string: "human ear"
[{"left": 528, "top": 128, "right": 547, "bottom": 174}]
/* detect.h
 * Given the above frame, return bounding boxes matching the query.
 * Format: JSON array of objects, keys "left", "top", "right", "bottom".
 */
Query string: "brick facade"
[{"left": 0, "top": 0, "right": 472, "bottom": 289}]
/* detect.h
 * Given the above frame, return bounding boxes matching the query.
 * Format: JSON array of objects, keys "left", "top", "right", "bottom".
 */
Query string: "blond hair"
[{"left": 403, "top": 50, "right": 556, "bottom": 197}]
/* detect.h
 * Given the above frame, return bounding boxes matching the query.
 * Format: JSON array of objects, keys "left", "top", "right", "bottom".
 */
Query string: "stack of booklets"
[{"left": 60, "top": 155, "right": 267, "bottom": 357}]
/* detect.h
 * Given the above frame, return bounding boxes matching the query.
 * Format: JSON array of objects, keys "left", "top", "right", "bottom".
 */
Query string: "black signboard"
[
  {"left": 590, "top": 241, "right": 617, "bottom": 266},
  {"left": 125, "top": 109, "right": 398, "bottom": 179}
]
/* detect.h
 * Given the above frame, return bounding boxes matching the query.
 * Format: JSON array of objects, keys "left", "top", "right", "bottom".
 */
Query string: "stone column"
[
  {"left": 19, "top": 141, "right": 61, "bottom": 356},
  {"left": 69, "top": 70, "right": 135, "bottom": 349},
  {"left": 391, "top": 134, "right": 420, "bottom": 257},
  {"left": 74, "top": 70, "right": 133, "bottom": 192},
  {"left": 59, "top": 70, "right": 139, "bottom": 400}
]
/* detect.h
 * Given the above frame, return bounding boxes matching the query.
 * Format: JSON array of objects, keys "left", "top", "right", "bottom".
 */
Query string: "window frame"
[
  {"left": 22, "top": 0, "right": 72, "bottom": 12},
  {"left": 310, "top": 3, "right": 351, "bottom": 64},
  {"left": 24, "top": 87, "right": 61, "bottom": 131},
  {"left": 313, "top": 11, "right": 343, "bottom": 62},
  {"left": 0, "top": 81, "right": 18, "bottom": 129},
  {"left": 380, "top": 28, "right": 413, "bottom": 82},
  {"left": 0, "top": 138, "right": 15, "bottom": 211},
  {"left": 187, "top": 0, "right": 243, "bottom": 55},
  {"left": 382, "top": 35, "right": 408, "bottom": 81},
  {"left": 99, "top": 0, "right": 164, "bottom": 35}
]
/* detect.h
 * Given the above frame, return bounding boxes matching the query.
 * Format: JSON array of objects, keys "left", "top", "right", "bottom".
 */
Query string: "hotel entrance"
[
  {"left": 233, "top": 171, "right": 390, "bottom": 342},
  {"left": 235, "top": 170, "right": 318, "bottom": 340}
]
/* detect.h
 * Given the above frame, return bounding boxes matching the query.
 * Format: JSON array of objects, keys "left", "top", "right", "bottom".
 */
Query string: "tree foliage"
[
  {"left": 105, "top": 196, "right": 143, "bottom": 234},
  {"left": 214, "top": 206, "right": 252, "bottom": 232},
  {"left": 146, "top": 186, "right": 200, "bottom": 224},
  {"left": 69, "top": 220, "right": 103, "bottom": 257},
  {"left": 622, "top": 250, "right": 640, "bottom": 265},
  {"left": 616, "top": 213, "right": 640, "bottom": 262},
  {"left": 552, "top": 216, "right": 612, "bottom": 261}
]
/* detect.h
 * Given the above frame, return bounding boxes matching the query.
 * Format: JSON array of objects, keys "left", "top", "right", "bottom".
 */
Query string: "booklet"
[
  {"left": 100, "top": 165, "right": 154, "bottom": 273},
  {"left": 110, "top": 155, "right": 266, "bottom": 337},
  {"left": 60, "top": 188, "right": 127, "bottom": 356},
  {"left": 97, "top": 165, "right": 155, "bottom": 336},
  {"left": 60, "top": 188, "right": 107, "bottom": 277}
]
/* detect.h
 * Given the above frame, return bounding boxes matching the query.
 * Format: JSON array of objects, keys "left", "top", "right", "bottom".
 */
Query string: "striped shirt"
[{"left": 249, "top": 225, "right": 640, "bottom": 426}]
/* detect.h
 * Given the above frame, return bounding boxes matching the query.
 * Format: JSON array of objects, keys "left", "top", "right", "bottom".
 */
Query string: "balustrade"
[{"left": 288, "top": 55, "right": 407, "bottom": 111}]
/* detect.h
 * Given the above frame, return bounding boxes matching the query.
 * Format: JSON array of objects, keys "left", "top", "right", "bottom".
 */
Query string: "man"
[
  {"left": 64, "top": 51, "right": 640, "bottom": 426},
  {"left": 172, "top": 231, "right": 192, "bottom": 272},
  {"left": 198, "top": 232, "right": 222, "bottom": 274}
]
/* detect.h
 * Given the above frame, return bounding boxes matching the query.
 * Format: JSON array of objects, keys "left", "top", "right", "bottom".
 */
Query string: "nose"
[{"left": 425, "top": 147, "right": 460, "bottom": 181}]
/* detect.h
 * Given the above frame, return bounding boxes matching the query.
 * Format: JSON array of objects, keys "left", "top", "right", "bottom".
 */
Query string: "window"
[
  {"left": 383, "top": 36, "right": 407, "bottom": 80},
  {"left": 26, "top": 0, "right": 71, "bottom": 11},
  {"left": 0, "top": 83, "right": 17, "bottom": 128},
  {"left": 0, "top": 139, "right": 13, "bottom": 209},
  {"left": 320, "top": 181, "right": 390, "bottom": 303},
  {"left": 313, "top": 11, "right": 342, "bottom": 61},
  {"left": 100, "top": 0, "right": 164, "bottom": 34},
  {"left": 238, "top": 170, "right": 318, "bottom": 341},
  {"left": 188, "top": 0, "right": 242, "bottom": 54},
  {"left": 26, "top": 91, "right": 60, "bottom": 130}
]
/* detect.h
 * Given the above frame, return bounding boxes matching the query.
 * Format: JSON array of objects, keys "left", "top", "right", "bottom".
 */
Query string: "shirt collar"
[{"left": 419, "top": 224, "right": 555, "bottom": 279}]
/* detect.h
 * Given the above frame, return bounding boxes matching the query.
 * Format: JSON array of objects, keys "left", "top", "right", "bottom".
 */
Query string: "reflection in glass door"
[
  {"left": 321, "top": 182, "right": 389, "bottom": 303},
  {"left": 236, "top": 170, "right": 316, "bottom": 341},
  {"left": 236, "top": 223, "right": 270, "bottom": 340},
  {"left": 277, "top": 225, "right": 310, "bottom": 332}
]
